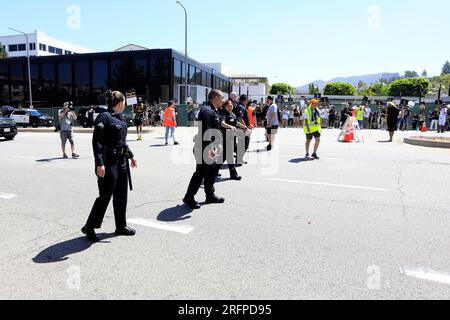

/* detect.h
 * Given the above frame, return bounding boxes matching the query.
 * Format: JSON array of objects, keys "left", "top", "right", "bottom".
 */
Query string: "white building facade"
[
  {"left": 231, "top": 75, "right": 268, "bottom": 101},
  {"left": 0, "top": 30, "right": 94, "bottom": 58}
]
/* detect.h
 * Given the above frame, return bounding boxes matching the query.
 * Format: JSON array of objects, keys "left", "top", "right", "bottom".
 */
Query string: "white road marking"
[
  {"left": 0, "top": 192, "right": 17, "bottom": 199},
  {"left": 128, "top": 218, "right": 194, "bottom": 234},
  {"left": 400, "top": 267, "right": 450, "bottom": 286},
  {"left": 267, "top": 178, "right": 389, "bottom": 192}
]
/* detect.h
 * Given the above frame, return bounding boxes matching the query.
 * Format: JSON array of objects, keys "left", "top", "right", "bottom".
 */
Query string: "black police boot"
[
  {"left": 312, "top": 153, "right": 320, "bottom": 160},
  {"left": 206, "top": 194, "right": 225, "bottom": 204},
  {"left": 115, "top": 227, "right": 136, "bottom": 237},
  {"left": 82, "top": 226, "right": 99, "bottom": 243},
  {"left": 183, "top": 197, "right": 201, "bottom": 210},
  {"left": 230, "top": 171, "right": 242, "bottom": 181}
]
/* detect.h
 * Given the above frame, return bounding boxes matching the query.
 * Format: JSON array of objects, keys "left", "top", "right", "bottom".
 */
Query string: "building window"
[
  {"left": 39, "top": 43, "right": 47, "bottom": 51},
  {"left": 18, "top": 44, "right": 26, "bottom": 51},
  {"left": 29, "top": 43, "right": 36, "bottom": 51},
  {"left": 9, "top": 44, "right": 18, "bottom": 52},
  {"left": 65, "top": 50, "right": 72, "bottom": 55},
  {"left": 48, "top": 46, "right": 63, "bottom": 54}
]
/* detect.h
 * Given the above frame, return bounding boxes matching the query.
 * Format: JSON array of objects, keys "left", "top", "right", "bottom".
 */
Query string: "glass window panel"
[
  {"left": 57, "top": 61, "right": 72, "bottom": 101},
  {"left": 10, "top": 61, "right": 24, "bottom": 103},
  {"left": 92, "top": 60, "right": 108, "bottom": 104},
  {"left": 133, "top": 57, "right": 148, "bottom": 95},
  {"left": 189, "top": 65, "right": 196, "bottom": 85},
  {"left": 41, "top": 62, "right": 56, "bottom": 105},
  {"left": 0, "top": 61, "right": 9, "bottom": 105},
  {"left": 74, "top": 60, "right": 90, "bottom": 105},
  {"left": 110, "top": 59, "right": 125, "bottom": 91}
]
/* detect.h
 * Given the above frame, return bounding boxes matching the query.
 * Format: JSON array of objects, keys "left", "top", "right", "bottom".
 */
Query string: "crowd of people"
[{"left": 244, "top": 101, "right": 450, "bottom": 133}]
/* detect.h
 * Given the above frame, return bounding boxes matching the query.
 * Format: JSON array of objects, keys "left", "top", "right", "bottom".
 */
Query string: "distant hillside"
[{"left": 297, "top": 72, "right": 400, "bottom": 93}]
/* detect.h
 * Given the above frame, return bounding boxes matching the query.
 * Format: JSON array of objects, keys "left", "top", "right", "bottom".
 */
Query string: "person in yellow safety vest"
[
  {"left": 357, "top": 106, "right": 364, "bottom": 129},
  {"left": 164, "top": 101, "right": 180, "bottom": 146},
  {"left": 303, "top": 99, "right": 322, "bottom": 160}
]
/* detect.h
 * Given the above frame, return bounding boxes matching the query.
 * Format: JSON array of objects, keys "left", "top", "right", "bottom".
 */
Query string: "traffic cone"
[{"left": 421, "top": 122, "right": 427, "bottom": 133}]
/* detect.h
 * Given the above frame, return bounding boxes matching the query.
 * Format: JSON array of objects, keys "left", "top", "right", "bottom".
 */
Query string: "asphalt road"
[{"left": 1, "top": 127, "right": 450, "bottom": 300}]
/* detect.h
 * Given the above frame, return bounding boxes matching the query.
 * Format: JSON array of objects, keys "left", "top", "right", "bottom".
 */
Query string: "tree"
[
  {"left": 270, "top": 83, "right": 296, "bottom": 95},
  {"left": 357, "top": 80, "right": 368, "bottom": 92},
  {"left": 365, "top": 82, "right": 390, "bottom": 96},
  {"left": 323, "top": 82, "right": 356, "bottom": 96},
  {"left": 388, "top": 78, "right": 429, "bottom": 97},
  {"left": 442, "top": 61, "right": 450, "bottom": 75},
  {"left": 421, "top": 70, "right": 428, "bottom": 78},
  {"left": 404, "top": 70, "right": 419, "bottom": 78},
  {"left": 0, "top": 42, "right": 7, "bottom": 59},
  {"left": 429, "top": 74, "right": 450, "bottom": 96},
  {"left": 308, "top": 83, "right": 319, "bottom": 95}
]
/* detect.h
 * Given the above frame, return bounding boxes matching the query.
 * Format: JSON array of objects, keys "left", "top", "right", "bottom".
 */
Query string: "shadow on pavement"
[
  {"left": 247, "top": 149, "right": 268, "bottom": 153},
  {"left": 289, "top": 158, "right": 313, "bottom": 163},
  {"left": 32, "top": 233, "right": 117, "bottom": 264},
  {"left": 157, "top": 205, "right": 193, "bottom": 222},
  {"left": 150, "top": 144, "right": 167, "bottom": 148},
  {"left": 378, "top": 140, "right": 393, "bottom": 143},
  {"left": 36, "top": 157, "right": 66, "bottom": 163}
]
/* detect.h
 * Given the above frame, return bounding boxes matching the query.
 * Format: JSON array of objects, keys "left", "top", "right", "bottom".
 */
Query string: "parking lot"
[{"left": 1, "top": 127, "right": 450, "bottom": 299}]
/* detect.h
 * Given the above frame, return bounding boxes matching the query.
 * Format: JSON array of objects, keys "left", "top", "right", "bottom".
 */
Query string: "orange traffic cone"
[
  {"left": 421, "top": 122, "right": 427, "bottom": 133},
  {"left": 344, "top": 132, "right": 352, "bottom": 142}
]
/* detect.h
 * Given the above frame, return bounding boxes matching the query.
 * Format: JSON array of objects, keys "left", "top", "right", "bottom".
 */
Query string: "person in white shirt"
[
  {"left": 281, "top": 108, "right": 289, "bottom": 128},
  {"left": 363, "top": 105, "right": 371, "bottom": 129},
  {"left": 288, "top": 108, "right": 294, "bottom": 127},
  {"left": 265, "top": 96, "right": 279, "bottom": 151},
  {"left": 320, "top": 107, "right": 329, "bottom": 128},
  {"left": 438, "top": 104, "right": 448, "bottom": 133}
]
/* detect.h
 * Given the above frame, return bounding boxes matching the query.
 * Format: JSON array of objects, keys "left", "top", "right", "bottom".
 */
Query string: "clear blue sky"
[{"left": 1, "top": 0, "right": 448, "bottom": 86}]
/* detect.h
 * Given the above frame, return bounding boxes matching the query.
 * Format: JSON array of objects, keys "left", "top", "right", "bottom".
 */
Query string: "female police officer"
[{"left": 82, "top": 90, "right": 138, "bottom": 242}]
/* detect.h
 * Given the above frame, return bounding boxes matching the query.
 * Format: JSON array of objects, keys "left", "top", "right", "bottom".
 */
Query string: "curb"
[{"left": 404, "top": 136, "right": 450, "bottom": 149}]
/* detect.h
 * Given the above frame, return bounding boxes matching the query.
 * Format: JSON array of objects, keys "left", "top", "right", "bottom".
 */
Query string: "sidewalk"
[{"left": 18, "top": 127, "right": 154, "bottom": 134}]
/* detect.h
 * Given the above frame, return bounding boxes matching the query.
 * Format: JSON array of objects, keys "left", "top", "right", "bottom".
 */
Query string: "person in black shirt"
[
  {"left": 82, "top": 90, "right": 138, "bottom": 242},
  {"left": 329, "top": 105, "right": 336, "bottom": 129},
  {"left": 262, "top": 104, "right": 270, "bottom": 141},
  {"left": 235, "top": 95, "right": 251, "bottom": 165},
  {"left": 387, "top": 102, "right": 400, "bottom": 142},
  {"left": 216, "top": 100, "right": 245, "bottom": 181},
  {"left": 183, "top": 90, "right": 225, "bottom": 210},
  {"left": 430, "top": 109, "right": 439, "bottom": 131}
]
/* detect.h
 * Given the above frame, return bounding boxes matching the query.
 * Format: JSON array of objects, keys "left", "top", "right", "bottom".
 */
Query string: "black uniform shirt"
[
  {"left": 196, "top": 102, "right": 221, "bottom": 149},
  {"left": 93, "top": 111, "right": 134, "bottom": 166},
  {"left": 220, "top": 108, "right": 238, "bottom": 131},
  {"left": 237, "top": 103, "right": 250, "bottom": 127}
]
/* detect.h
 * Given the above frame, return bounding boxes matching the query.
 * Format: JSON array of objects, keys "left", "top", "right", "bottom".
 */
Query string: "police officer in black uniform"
[
  {"left": 82, "top": 90, "right": 138, "bottom": 242},
  {"left": 235, "top": 95, "right": 251, "bottom": 165},
  {"left": 216, "top": 99, "right": 245, "bottom": 181},
  {"left": 183, "top": 89, "right": 226, "bottom": 210}
]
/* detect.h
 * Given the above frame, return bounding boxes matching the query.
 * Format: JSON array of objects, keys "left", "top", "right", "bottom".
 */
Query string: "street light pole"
[
  {"left": 9, "top": 28, "right": 33, "bottom": 109},
  {"left": 176, "top": 1, "right": 188, "bottom": 104}
]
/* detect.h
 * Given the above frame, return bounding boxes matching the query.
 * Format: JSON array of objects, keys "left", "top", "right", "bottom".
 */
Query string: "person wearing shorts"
[
  {"left": 265, "top": 96, "right": 279, "bottom": 151},
  {"left": 303, "top": 99, "right": 322, "bottom": 160},
  {"left": 58, "top": 102, "right": 79, "bottom": 159}
]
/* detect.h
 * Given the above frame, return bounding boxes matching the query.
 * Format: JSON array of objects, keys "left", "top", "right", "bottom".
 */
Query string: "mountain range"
[{"left": 297, "top": 72, "right": 400, "bottom": 93}]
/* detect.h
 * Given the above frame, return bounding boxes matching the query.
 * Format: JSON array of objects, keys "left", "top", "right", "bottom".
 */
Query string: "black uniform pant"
[
  {"left": 215, "top": 137, "right": 238, "bottom": 177},
  {"left": 86, "top": 158, "right": 128, "bottom": 230},
  {"left": 236, "top": 133, "right": 250, "bottom": 165},
  {"left": 185, "top": 161, "right": 217, "bottom": 200}
]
